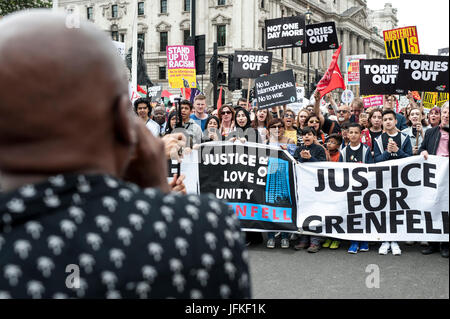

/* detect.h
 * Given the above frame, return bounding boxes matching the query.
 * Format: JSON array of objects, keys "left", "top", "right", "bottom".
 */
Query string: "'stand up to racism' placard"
[
  {"left": 167, "top": 45, "right": 197, "bottom": 89},
  {"left": 396, "top": 53, "right": 449, "bottom": 93},
  {"left": 254, "top": 70, "right": 297, "bottom": 109},
  {"left": 383, "top": 26, "right": 420, "bottom": 59},
  {"left": 198, "top": 143, "right": 298, "bottom": 232},
  {"left": 302, "top": 22, "right": 338, "bottom": 53},
  {"left": 264, "top": 16, "right": 305, "bottom": 50},
  {"left": 359, "top": 59, "right": 400, "bottom": 95},
  {"left": 232, "top": 51, "right": 273, "bottom": 79}
]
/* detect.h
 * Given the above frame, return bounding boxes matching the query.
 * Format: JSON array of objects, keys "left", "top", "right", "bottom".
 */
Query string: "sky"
[{"left": 366, "top": 0, "right": 449, "bottom": 55}]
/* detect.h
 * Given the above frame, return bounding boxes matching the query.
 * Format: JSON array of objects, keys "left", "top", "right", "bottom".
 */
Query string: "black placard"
[
  {"left": 255, "top": 70, "right": 297, "bottom": 110},
  {"left": 302, "top": 22, "right": 339, "bottom": 53},
  {"left": 232, "top": 51, "right": 273, "bottom": 79},
  {"left": 359, "top": 59, "right": 400, "bottom": 95},
  {"left": 396, "top": 54, "right": 449, "bottom": 93},
  {"left": 265, "top": 16, "right": 305, "bottom": 50}
]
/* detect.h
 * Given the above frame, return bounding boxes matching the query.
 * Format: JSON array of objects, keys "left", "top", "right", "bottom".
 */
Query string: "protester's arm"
[
  {"left": 373, "top": 140, "right": 389, "bottom": 163},
  {"left": 312, "top": 90, "right": 326, "bottom": 127},
  {"left": 365, "top": 148, "right": 375, "bottom": 164},
  {"left": 169, "top": 174, "right": 186, "bottom": 194}
]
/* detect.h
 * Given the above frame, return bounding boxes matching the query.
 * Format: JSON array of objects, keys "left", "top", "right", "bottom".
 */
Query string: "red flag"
[
  {"left": 217, "top": 86, "right": 223, "bottom": 111},
  {"left": 181, "top": 88, "right": 192, "bottom": 100},
  {"left": 137, "top": 85, "right": 147, "bottom": 95},
  {"left": 316, "top": 45, "right": 345, "bottom": 98},
  {"left": 161, "top": 90, "right": 172, "bottom": 98}
]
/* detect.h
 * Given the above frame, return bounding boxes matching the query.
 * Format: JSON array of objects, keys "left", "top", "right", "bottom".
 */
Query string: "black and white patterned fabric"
[{"left": 0, "top": 174, "right": 251, "bottom": 299}]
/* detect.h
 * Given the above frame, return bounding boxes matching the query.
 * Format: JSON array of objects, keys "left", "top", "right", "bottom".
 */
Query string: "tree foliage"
[{"left": 0, "top": 0, "right": 52, "bottom": 16}]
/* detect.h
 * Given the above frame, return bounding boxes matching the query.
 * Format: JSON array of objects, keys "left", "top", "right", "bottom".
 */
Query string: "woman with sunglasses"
[
  {"left": 218, "top": 104, "right": 236, "bottom": 138},
  {"left": 305, "top": 114, "right": 328, "bottom": 145},
  {"left": 251, "top": 108, "right": 273, "bottom": 143},
  {"left": 265, "top": 118, "right": 295, "bottom": 249}
]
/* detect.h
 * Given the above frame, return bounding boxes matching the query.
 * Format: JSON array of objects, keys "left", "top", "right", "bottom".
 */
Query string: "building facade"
[{"left": 59, "top": 0, "right": 397, "bottom": 103}]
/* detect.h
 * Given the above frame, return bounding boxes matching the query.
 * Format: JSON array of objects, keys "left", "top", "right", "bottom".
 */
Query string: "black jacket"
[
  {"left": 418, "top": 125, "right": 442, "bottom": 155},
  {"left": 294, "top": 143, "right": 327, "bottom": 162}
]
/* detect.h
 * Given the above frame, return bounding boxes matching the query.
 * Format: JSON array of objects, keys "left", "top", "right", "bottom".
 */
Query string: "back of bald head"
[{"left": 0, "top": 10, "right": 132, "bottom": 174}]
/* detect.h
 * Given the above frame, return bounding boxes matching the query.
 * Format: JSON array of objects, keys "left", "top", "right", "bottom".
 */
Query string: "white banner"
[{"left": 296, "top": 156, "right": 449, "bottom": 242}]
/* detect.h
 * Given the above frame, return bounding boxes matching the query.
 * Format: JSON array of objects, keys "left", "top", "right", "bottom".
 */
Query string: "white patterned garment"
[{"left": 0, "top": 174, "right": 251, "bottom": 299}]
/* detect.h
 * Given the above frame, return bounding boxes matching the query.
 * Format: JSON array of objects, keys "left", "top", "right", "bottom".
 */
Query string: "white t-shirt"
[{"left": 146, "top": 119, "right": 161, "bottom": 137}]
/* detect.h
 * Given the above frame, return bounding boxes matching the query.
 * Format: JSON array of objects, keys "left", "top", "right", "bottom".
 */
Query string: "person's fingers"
[{"left": 176, "top": 174, "right": 186, "bottom": 185}]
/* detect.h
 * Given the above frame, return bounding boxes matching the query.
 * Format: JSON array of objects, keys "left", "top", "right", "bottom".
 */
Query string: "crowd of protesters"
[{"left": 134, "top": 90, "right": 449, "bottom": 258}]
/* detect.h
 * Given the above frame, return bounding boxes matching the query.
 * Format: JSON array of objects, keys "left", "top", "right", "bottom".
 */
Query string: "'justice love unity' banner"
[{"left": 181, "top": 144, "right": 448, "bottom": 242}]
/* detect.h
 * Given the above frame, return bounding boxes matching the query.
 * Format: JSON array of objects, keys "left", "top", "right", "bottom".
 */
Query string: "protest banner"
[
  {"left": 422, "top": 92, "right": 438, "bottom": 109},
  {"left": 167, "top": 45, "right": 197, "bottom": 89},
  {"left": 383, "top": 26, "right": 420, "bottom": 59},
  {"left": 196, "top": 142, "right": 299, "bottom": 232},
  {"left": 264, "top": 16, "right": 305, "bottom": 50},
  {"left": 112, "top": 40, "right": 126, "bottom": 60},
  {"left": 302, "top": 21, "right": 338, "bottom": 53},
  {"left": 362, "top": 95, "right": 384, "bottom": 108},
  {"left": 341, "top": 89, "right": 354, "bottom": 104},
  {"left": 346, "top": 54, "right": 366, "bottom": 86},
  {"left": 232, "top": 51, "right": 272, "bottom": 79},
  {"left": 437, "top": 92, "right": 449, "bottom": 106},
  {"left": 396, "top": 53, "right": 449, "bottom": 93},
  {"left": 359, "top": 59, "right": 400, "bottom": 95},
  {"left": 297, "top": 156, "right": 449, "bottom": 242},
  {"left": 254, "top": 69, "right": 297, "bottom": 109},
  {"left": 181, "top": 143, "right": 449, "bottom": 240}
]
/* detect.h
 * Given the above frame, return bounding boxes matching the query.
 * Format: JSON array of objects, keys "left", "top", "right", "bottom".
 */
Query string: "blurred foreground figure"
[{"left": 0, "top": 10, "right": 250, "bottom": 299}]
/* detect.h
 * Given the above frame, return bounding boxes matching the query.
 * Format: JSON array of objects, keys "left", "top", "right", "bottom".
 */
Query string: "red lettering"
[
  {"left": 272, "top": 209, "right": 280, "bottom": 221},
  {"left": 283, "top": 210, "right": 290, "bottom": 221},
  {"left": 236, "top": 205, "right": 246, "bottom": 217},
  {"left": 262, "top": 207, "right": 269, "bottom": 219},
  {"left": 251, "top": 206, "right": 258, "bottom": 217}
]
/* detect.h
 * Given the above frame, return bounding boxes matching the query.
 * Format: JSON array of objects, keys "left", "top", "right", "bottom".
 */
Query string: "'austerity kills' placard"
[{"left": 383, "top": 26, "right": 420, "bottom": 59}]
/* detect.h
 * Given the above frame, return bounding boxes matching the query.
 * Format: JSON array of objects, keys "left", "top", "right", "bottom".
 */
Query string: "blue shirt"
[{"left": 190, "top": 114, "right": 208, "bottom": 131}]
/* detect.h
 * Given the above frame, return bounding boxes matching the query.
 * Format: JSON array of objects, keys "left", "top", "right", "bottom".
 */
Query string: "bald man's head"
[{"left": 0, "top": 10, "right": 134, "bottom": 176}]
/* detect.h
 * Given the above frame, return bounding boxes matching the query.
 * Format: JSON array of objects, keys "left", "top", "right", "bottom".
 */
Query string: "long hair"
[{"left": 251, "top": 108, "right": 273, "bottom": 128}]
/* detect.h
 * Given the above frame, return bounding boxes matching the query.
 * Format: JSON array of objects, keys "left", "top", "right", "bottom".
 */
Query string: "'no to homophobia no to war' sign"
[
  {"left": 359, "top": 59, "right": 400, "bottom": 95},
  {"left": 265, "top": 16, "right": 305, "bottom": 50},
  {"left": 396, "top": 54, "right": 449, "bottom": 93},
  {"left": 383, "top": 26, "right": 420, "bottom": 59},
  {"left": 167, "top": 45, "right": 197, "bottom": 89},
  {"left": 232, "top": 51, "right": 273, "bottom": 79},
  {"left": 255, "top": 69, "right": 297, "bottom": 110},
  {"left": 302, "top": 22, "right": 338, "bottom": 53}
]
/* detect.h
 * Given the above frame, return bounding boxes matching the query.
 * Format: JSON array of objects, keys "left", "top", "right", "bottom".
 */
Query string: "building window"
[
  {"left": 217, "top": 25, "right": 226, "bottom": 47},
  {"left": 138, "top": 2, "right": 145, "bottom": 15},
  {"left": 120, "top": 34, "right": 125, "bottom": 42},
  {"left": 184, "top": 0, "right": 190, "bottom": 11},
  {"left": 161, "top": 0, "right": 168, "bottom": 13},
  {"left": 138, "top": 33, "right": 145, "bottom": 50},
  {"left": 218, "top": 0, "right": 226, "bottom": 5},
  {"left": 111, "top": 31, "right": 119, "bottom": 41},
  {"left": 160, "top": 32, "right": 168, "bottom": 52},
  {"left": 159, "top": 66, "right": 166, "bottom": 80},
  {"left": 87, "top": 7, "right": 93, "bottom": 20},
  {"left": 112, "top": 4, "right": 118, "bottom": 18},
  {"left": 261, "top": 0, "right": 265, "bottom": 8},
  {"left": 183, "top": 29, "right": 191, "bottom": 45}
]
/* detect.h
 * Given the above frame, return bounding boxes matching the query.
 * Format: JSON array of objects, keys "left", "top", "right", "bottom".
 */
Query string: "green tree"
[{"left": 0, "top": 0, "right": 53, "bottom": 16}]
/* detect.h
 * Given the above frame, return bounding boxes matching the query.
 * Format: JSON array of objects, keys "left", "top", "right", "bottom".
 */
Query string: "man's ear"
[{"left": 114, "top": 94, "right": 136, "bottom": 146}]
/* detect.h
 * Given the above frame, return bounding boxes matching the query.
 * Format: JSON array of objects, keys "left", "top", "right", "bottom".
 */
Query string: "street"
[{"left": 248, "top": 237, "right": 449, "bottom": 299}]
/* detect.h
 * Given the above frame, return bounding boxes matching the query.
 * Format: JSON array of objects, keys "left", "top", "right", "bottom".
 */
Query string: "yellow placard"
[{"left": 383, "top": 26, "right": 420, "bottom": 59}]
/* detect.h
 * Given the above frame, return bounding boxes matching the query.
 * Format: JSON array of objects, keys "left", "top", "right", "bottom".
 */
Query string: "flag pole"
[
  {"left": 246, "top": 79, "right": 252, "bottom": 106},
  {"left": 131, "top": 0, "right": 138, "bottom": 92}
]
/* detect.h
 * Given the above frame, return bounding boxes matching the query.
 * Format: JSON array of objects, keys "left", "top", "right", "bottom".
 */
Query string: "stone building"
[{"left": 58, "top": 0, "right": 398, "bottom": 103}]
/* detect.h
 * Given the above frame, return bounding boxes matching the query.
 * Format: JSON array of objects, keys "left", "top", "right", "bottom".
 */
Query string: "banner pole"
[
  {"left": 283, "top": 49, "right": 287, "bottom": 70},
  {"left": 246, "top": 78, "right": 252, "bottom": 106}
]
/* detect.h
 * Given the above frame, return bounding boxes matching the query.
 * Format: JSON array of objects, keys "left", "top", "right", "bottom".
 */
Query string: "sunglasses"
[
  {"left": 308, "top": 120, "right": 320, "bottom": 124},
  {"left": 221, "top": 111, "right": 232, "bottom": 115},
  {"left": 337, "top": 110, "right": 349, "bottom": 114}
]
